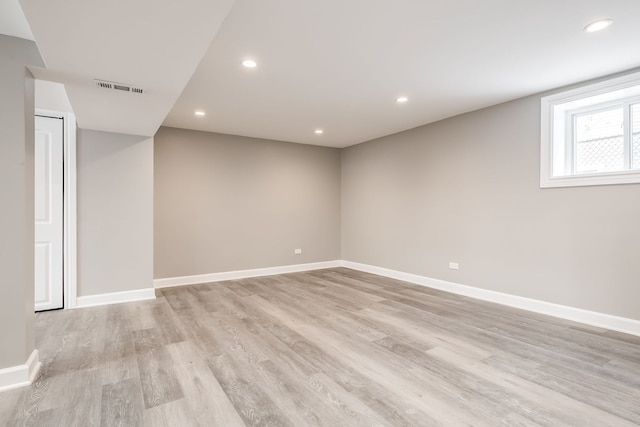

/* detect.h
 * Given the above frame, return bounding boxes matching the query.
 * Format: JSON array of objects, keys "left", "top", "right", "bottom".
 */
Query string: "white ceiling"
[
  {"left": 0, "top": 0, "right": 32, "bottom": 40},
  {"left": 18, "top": 0, "right": 235, "bottom": 137},
  {"left": 4, "top": 0, "right": 640, "bottom": 147}
]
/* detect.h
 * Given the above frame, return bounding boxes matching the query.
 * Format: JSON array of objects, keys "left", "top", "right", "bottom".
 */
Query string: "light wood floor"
[{"left": 2, "top": 268, "right": 640, "bottom": 426}]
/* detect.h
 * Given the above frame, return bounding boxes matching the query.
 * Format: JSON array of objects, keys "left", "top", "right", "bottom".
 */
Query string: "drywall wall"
[
  {"left": 342, "top": 84, "right": 640, "bottom": 321},
  {"left": 0, "top": 35, "right": 43, "bottom": 369},
  {"left": 35, "top": 80, "right": 73, "bottom": 113},
  {"left": 154, "top": 127, "right": 341, "bottom": 278},
  {"left": 77, "top": 130, "right": 153, "bottom": 296}
]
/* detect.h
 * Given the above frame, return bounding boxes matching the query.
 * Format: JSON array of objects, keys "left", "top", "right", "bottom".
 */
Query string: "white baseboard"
[
  {"left": 154, "top": 260, "right": 342, "bottom": 289},
  {"left": 151, "top": 258, "right": 640, "bottom": 336},
  {"left": 0, "top": 350, "right": 41, "bottom": 393},
  {"left": 76, "top": 288, "right": 156, "bottom": 308},
  {"left": 342, "top": 261, "right": 640, "bottom": 337}
]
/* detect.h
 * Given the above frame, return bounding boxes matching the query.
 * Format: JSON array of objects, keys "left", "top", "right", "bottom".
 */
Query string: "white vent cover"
[{"left": 95, "top": 80, "right": 144, "bottom": 94}]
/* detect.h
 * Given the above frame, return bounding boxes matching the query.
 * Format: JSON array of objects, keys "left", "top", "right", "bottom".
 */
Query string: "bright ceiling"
[
  {"left": 18, "top": 0, "right": 235, "bottom": 137},
  {"left": 5, "top": 0, "right": 640, "bottom": 147}
]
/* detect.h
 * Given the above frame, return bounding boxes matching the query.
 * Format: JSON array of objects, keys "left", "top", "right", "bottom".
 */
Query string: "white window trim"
[{"left": 540, "top": 70, "right": 640, "bottom": 188}]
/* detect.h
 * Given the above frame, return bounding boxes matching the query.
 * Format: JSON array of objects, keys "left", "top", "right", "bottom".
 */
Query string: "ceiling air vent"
[
  {"left": 96, "top": 81, "right": 113, "bottom": 89},
  {"left": 95, "top": 79, "right": 144, "bottom": 94}
]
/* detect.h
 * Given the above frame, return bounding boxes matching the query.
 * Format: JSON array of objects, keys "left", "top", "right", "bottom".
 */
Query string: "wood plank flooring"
[{"left": 2, "top": 268, "right": 640, "bottom": 426}]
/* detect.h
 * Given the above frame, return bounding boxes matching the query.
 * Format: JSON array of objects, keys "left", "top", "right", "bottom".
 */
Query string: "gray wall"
[
  {"left": 342, "top": 91, "right": 640, "bottom": 321},
  {"left": 35, "top": 80, "right": 73, "bottom": 113},
  {"left": 77, "top": 130, "right": 154, "bottom": 296},
  {"left": 0, "top": 36, "right": 43, "bottom": 368},
  {"left": 154, "top": 127, "right": 341, "bottom": 278}
]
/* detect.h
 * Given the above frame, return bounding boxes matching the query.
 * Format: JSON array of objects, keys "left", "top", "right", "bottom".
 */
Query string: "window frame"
[{"left": 540, "top": 70, "right": 640, "bottom": 188}]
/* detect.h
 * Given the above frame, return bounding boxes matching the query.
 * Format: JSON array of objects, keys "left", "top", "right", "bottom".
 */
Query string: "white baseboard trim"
[
  {"left": 0, "top": 350, "right": 41, "bottom": 393},
  {"left": 342, "top": 261, "right": 640, "bottom": 337},
  {"left": 76, "top": 288, "right": 156, "bottom": 308},
  {"left": 151, "top": 259, "right": 640, "bottom": 336},
  {"left": 154, "top": 260, "right": 343, "bottom": 289}
]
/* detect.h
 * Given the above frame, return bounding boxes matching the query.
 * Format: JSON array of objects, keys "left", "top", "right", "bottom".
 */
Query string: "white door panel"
[{"left": 35, "top": 115, "right": 63, "bottom": 311}]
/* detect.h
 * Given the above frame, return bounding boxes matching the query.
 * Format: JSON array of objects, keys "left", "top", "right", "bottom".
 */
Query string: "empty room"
[{"left": 1, "top": 0, "right": 640, "bottom": 426}]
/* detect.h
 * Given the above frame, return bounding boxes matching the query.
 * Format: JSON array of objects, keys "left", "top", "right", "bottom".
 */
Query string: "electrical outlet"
[
  {"left": 449, "top": 262, "right": 459, "bottom": 270},
  {"left": 294, "top": 248, "right": 303, "bottom": 255}
]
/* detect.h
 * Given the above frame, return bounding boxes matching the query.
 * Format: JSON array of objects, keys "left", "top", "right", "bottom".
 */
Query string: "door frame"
[{"left": 36, "top": 109, "right": 77, "bottom": 309}]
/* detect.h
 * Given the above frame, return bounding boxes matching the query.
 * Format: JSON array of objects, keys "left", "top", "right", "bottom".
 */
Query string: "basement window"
[{"left": 540, "top": 71, "right": 640, "bottom": 188}]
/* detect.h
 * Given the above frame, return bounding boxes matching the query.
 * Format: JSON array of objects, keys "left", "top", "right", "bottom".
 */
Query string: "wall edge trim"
[
  {"left": 342, "top": 260, "right": 640, "bottom": 337},
  {"left": 154, "top": 260, "right": 343, "bottom": 289},
  {"left": 76, "top": 288, "right": 156, "bottom": 309},
  {"left": 0, "top": 350, "right": 41, "bottom": 393}
]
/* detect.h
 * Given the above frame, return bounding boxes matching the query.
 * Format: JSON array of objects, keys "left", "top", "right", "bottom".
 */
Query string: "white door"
[{"left": 35, "top": 115, "right": 64, "bottom": 311}]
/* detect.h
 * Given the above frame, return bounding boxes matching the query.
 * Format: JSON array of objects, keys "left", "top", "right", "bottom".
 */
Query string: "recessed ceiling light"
[
  {"left": 242, "top": 59, "right": 257, "bottom": 68},
  {"left": 195, "top": 111, "right": 205, "bottom": 116},
  {"left": 396, "top": 96, "right": 409, "bottom": 103},
  {"left": 584, "top": 19, "right": 613, "bottom": 33},
  {"left": 315, "top": 129, "right": 324, "bottom": 134}
]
